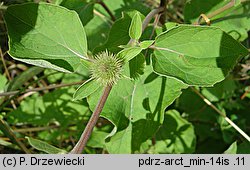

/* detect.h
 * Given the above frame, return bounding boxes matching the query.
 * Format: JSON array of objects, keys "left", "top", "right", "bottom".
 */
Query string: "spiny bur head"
[{"left": 90, "top": 51, "right": 123, "bottom": 86}]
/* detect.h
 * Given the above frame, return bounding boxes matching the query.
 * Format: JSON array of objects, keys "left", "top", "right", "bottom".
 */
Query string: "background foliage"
[{"left": 0, "top": 0, "right": 250, "bottom": 154}]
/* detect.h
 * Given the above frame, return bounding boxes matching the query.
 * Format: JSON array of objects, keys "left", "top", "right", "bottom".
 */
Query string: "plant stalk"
[
  {"left": 70, "top": 85, "right": 112, "bottom": 154},
  {"left": 70, "top": 5, "right": 167, "bottom": 154}
]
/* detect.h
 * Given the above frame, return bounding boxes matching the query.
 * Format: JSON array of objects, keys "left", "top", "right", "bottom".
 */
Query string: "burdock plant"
[{"left": 3, "top": 0, "right": 250, "bottom": 155}]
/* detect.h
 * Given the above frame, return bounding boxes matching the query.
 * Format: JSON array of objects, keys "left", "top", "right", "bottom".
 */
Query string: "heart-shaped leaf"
[
  {"left": 152, "top": 25, "right": 249, "bottom": 86},
  {"left": 5, "top": 3, "right": 89, "bottom": 73}
]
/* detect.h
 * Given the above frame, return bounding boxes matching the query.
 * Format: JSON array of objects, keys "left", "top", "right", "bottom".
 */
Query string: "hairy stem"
[
  {"left": 70, "top": 85, "right": 112, "bottom": 154},
  {"left": 191, "top": 87, "right": 250, "bottom": 142}
]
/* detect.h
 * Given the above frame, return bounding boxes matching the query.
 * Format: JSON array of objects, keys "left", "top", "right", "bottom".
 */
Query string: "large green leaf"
[
  {"left": 148, "top": 110, "right": 196, "bottom": 153},
  {"left": 5, "top": 3, "right": 89, "bottom": 73},
  {"left": 152, "top": 25, "right": 248, "bottom": 86},
  {"left": 184, "top": 0, "right": 250, "bottom": 41},
  {"left": 87, "top": 66, "right": 188, "bottom": 153}
]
